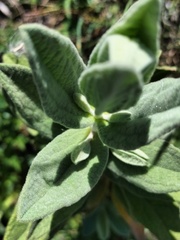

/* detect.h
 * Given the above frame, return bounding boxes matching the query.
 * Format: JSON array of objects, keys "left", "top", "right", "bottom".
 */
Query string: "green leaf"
[
  {"left": 79, "top": 63, "right": 142, "bottom": 115},
  {"left": 17, "top": 128, "right": 108, "bottom": 221},
  {"left": 4, "top": 205, "right": 32, "bottom": 240},
  {"left": 130, "top": 77, "right": 180, "bottom": 118},
  {"left": 19, "top": 24, "right": 94, "bottom": 128},
  {"left": 109, "top": 110, "right": 132, "bottom": 123},
  {"left": 28, "top": 197, "right": 86, "bottom": 239},
  {"left": 111, "top": 148, "right": 149, "bottom": 167},
  {"left": 0, "top": 64, "right": 64, "bottom": 139},
  {"left": 113, "top": 184, "right": 180, "bottom": 240},
  {"left": 97, "top": 78, "right": 180, "bottom": 150},
  {"left": 73, "top": 93, "right": 95, "bottom": 115},
  {"left": 89, "top": 0, "right": 161, "bottom": 82},
  {"left": 71, "top": 137, "right": 92, "bottom": 165},
  {"left": 96, "top": 34, "right": 154, "bottom": 79},
  {"left": 108, "top": 139, "right": 180, "bottom": 193},
  {"left": 5, "top": 198, "right": 85, "bottom": 240}
]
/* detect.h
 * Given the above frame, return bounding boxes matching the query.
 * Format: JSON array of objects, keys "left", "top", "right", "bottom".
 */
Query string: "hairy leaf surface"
[
  {"left": 18, "top": 128, "right": 108, "bottom": 221},
  {"left": 111, "top": 149, "right": 149, "bottom": 167},
  {"left": 0, "top": 64, "right": 64, "bottom": 138},
  {"left": 19, "top": 24, "right": 94, "bottom": 128},
  {"left": 97, "top": 77, "right": 180, "bottom": 150},
  {"left": 5, "top": 198, "right": 85, "bottom": 240},
  {"left": 28, "top": 197, "right": 86, "bottom": 239},
  {"left": 108, "top": 139, "right": 180, "bottom": 193},
  {"left": 96, "top": 35, "right": 153, "bottom": 78},
  {"left": 89, "top": 0, "right": 161, "bottom": 82},
  {"left": 79, "top": 63, "right": 142, "bottom": 115},
  {"left": 130, "top": 77, "right": 180, "bottom": 118}
]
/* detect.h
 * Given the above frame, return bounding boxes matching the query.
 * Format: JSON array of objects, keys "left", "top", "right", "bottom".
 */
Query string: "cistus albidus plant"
[{"left": 1, "top": 0, "right": 180, "bottom": 239}]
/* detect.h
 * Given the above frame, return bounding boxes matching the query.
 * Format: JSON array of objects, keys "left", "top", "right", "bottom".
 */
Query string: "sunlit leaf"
[
  {"left": 111, "top": 148, "right": 149, "bottom": 167},
  {"left": 71, "top": 138, "right": 91, "bottom": 165},
  {"left": 79, "top": 63, "right": 142, "bottom": 115},
  {"left": 108, "top": 139, "right": 180, "bottom": 193},
  {"left": 89, "top": 0, "right": 161, "bottom": 82},
  {"left": 97, "top": 78, "right": 180, "bottom": 150},
  {"left": 130, "top": 77, "right": 180, "bottom": 118},
  {"left": 28, "top": 197, "right": 86, "bottom": 239},
  {"left": 17, "top": 129, "right": 108, "bottom": 221},
  {"left": 96, "top": 34, "right": 153, "bottom": 79},
  {"left": 19, "top": 24, "right": 94, "bottom": 128}
]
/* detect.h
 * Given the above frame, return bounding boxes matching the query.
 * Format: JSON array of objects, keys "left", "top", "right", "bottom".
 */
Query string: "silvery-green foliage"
[{"left": 1, "top": 0, "right": 180, "bottom": 239}]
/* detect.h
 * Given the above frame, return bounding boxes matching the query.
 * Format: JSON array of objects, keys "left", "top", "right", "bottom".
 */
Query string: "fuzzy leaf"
[
  {"left": 79, "top": 63, "right": 142, "bottom": 115},
  {"left": 71, "top": 139, "right": 91, "bottom": 165},
  {"left": 130, "top": 77, "right": 180, "bottom": 118},
  {"left": 111, "top": 149, "right": 149, "bottom": 167},
  {"left": 5, "top": 198, "right": 85, "bottom": 240},
  {"left": 28, "top": 197, "right": 86, "bottom": 239},
  {"left": 96, "top": 35, "right": 153, "bottom": 78},
  {"left": 113, "top": 184, "right": 180, "bottom": 240},
  {"left": 97, "top": 78, "right": 180, "bottom": 150},
  {"left": 0, "top": 64, "right": 64, "bottom": 139},
  {"left": 108, "top": 139, "right": 180, "bottom": 193},
  {"left": 17, "top": 128, "right": 108, "bottom": 221},
  {"left": 89, "top": 0, "right": 161, "bottom": 82},
  {"left": 109, "top": 110, "right": 132, "bottom": 123},
  {"left": 19, "top": 24, "right": 94, "bottom": 128}
]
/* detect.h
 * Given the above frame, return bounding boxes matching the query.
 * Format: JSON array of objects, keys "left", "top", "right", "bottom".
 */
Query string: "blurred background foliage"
[{"left": 0, "top": 0, "right": 180, "bottom": 239}]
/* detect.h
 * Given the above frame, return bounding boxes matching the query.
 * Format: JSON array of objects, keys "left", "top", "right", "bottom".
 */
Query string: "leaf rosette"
[{"left": 1, "top": 1, "right": 180, "bottom": 238}]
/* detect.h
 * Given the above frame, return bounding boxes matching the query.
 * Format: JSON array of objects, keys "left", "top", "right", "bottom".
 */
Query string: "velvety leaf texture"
[
  {"left": 18, "top": 128, "right": 108, "bottom": 221},
  {"left": 89, "top": 0, "right": 161, "bottom": 82},
  {"left": 5, "top": 198, "right": 85, "bottom": 240},
  {"left": 108, "top": 139, "right": 180, "bottom": 193},
  {"left": 96, "top": 35, "right": 154, "bottom": 78},
  {"left": 28, "top": 197, "right": 86, "bottom": 240},
  {"left": 79, "top": 63, "right": 142, "bottom": 115},
  {"left": 0, "top": 64, "right": 64, "bottom": 139},
  {"left": 113, "top": 185, "right": 180, "bottom": 240},
  {"left": 97, "top": 77, "right": 180, "bottom": 150},
  {"left": 19, "top": 24, "right": 94, "bottom": 128},
  {"left": 130, "top": 77, "right": 180, "bottom": 118},
  {"left": 111, "top": 149, "right": 149, "bottom": 167}
]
